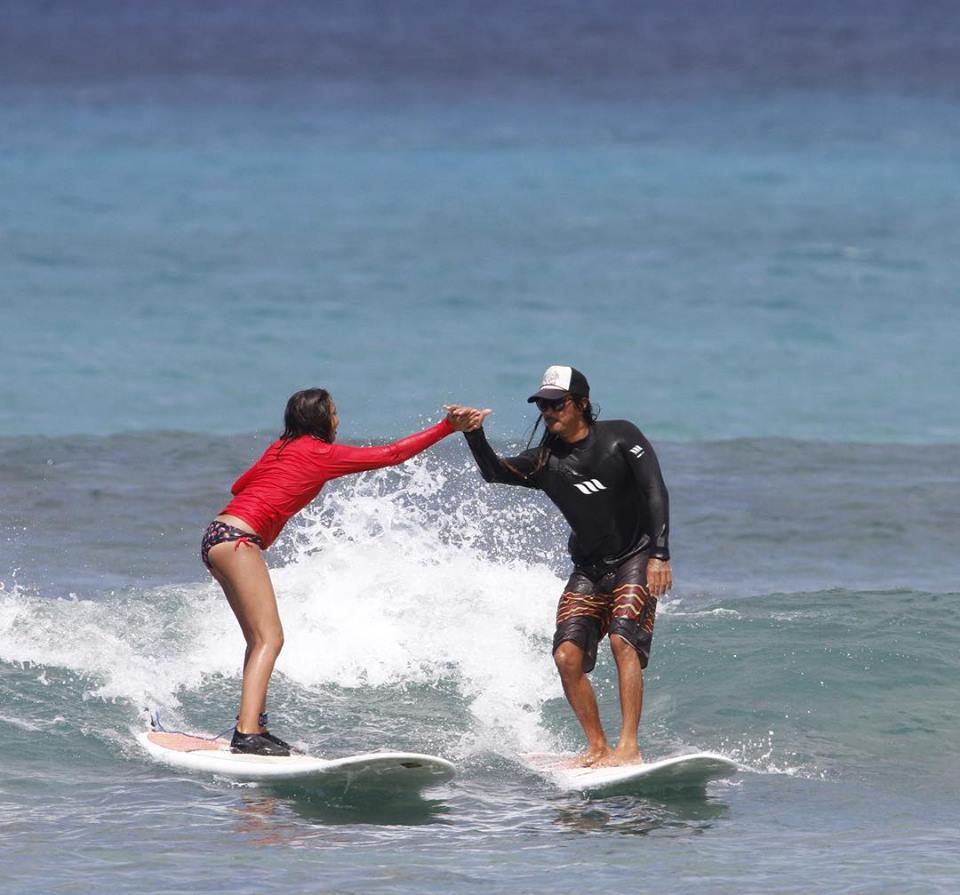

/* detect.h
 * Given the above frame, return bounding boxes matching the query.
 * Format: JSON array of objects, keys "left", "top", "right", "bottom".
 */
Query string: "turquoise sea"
[{"left": 2, "top": 2, "right": 959, "bottom": 893}]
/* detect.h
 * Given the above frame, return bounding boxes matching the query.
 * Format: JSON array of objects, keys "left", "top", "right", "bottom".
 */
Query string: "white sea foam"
[
  {"left": 0, "top": 712, "right": 56, "bottom": 732},
  {"left": 665, "top": 605, "right": 742, "bottom": 619},
  {"left": 0, "top": 459, "right": 567, "bottom": 755},
  {"left": 0, "top": 580, "right": 223, "bottom": 709},
  {"left": 269, "top": 461, "right": 564, "bottom": 753}
]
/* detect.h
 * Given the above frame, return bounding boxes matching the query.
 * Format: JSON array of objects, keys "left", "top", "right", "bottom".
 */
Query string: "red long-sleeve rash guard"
[{"left": 221, "top": 419, "right": 453, "bottom": 548}]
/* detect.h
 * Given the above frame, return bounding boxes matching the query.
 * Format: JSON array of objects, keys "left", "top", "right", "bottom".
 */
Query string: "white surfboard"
[
  {"left": 137, "top": 730, "right": 455, "bottom": 794},
  {"left": 523, "top": 751, "right": 738, "bottom": 796}
]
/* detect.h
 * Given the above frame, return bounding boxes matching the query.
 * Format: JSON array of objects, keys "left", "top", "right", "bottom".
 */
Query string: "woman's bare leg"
[{"left": 207, "top": 542, "right": 284, "bottom": 734}]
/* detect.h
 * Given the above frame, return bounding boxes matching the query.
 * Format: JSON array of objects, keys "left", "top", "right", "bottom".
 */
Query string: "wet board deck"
[
  {"left": 137, "top": 730, "right": 455, "bottom": 793},
  {"left": 523, "top": 751, "right": 738, "bottom": 796}
]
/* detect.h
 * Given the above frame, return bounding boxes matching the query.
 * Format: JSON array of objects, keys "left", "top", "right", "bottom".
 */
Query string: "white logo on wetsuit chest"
[
  {"left": 630, "top": 444, "right": 645, "bottom": 458},
  {"left": 573, "top": 478, "right": 607, "bottom": 494}
]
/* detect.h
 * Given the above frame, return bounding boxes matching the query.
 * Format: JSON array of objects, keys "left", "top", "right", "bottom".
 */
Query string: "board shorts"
[
  {"left": 552, "top": 550, "right": 657, "bottom": 673},
  {"left": 200, "top": 520, "right": 264, "bottom": 570}
]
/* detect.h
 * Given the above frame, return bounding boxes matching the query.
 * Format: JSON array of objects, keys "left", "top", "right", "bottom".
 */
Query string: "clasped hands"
[{"left": 444, "top": 404, "right": 491, "bottom": 432}]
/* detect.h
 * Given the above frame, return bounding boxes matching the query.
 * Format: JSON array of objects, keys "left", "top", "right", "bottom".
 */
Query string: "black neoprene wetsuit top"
[{"left": 464, "top": 420, "right": 670, "bottom": 570}]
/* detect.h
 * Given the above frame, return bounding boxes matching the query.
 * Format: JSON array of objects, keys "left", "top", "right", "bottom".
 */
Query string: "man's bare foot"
[
  {"left": 569, "top": 746, "right": 611, "bottom": 768},
  {"left": 593, "top": 747, "right": 644, "bottom": 768}
]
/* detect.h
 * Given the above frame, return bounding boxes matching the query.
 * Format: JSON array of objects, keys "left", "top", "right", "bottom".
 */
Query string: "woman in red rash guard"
[{"left": 200, "top": 388, "right": 481, "bottom": 756}]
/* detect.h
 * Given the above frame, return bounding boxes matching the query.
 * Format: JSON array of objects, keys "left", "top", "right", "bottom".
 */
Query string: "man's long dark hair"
[
  {"left": 280, "top": 388, "right": 335, "bottom": 442},
  {"left": 517, "top": 396, "right": 597, "bottom": 476}
]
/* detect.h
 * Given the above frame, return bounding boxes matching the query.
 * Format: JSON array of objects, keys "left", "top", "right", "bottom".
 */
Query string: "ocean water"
[{"left": 2, "top": 2, "right": 960, "bottom": 893}]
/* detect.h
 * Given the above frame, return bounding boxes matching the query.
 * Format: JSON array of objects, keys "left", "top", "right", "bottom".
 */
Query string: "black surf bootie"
[
  {"left": 230, "top": 729, "right": 290, "bottom": 757},
  {"left": 232, "top": 713, "right": 295, "bottom": 753},
  {"left": 260, "top": 729, "right": 293, "bottom": 751}
]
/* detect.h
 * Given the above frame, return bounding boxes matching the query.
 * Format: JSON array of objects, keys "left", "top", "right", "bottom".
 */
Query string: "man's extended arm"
[{"left": 463, "top": 428, "right": 541, "bottom": 488}]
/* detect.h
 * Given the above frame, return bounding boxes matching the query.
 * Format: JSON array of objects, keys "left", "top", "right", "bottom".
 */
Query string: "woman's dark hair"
[{"left": 280, "top": 388, "right": 335, "bottom": 442}]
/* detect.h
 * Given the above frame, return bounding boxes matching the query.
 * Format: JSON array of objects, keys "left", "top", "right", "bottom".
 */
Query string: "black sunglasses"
[{"left": 535, "top": 396, "right": 572, "bottom": 412}]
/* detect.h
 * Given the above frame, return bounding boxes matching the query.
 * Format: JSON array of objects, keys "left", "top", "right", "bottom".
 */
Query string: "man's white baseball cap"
[{"left": 527, "top": 366, "right": 590, "bottom": 402}]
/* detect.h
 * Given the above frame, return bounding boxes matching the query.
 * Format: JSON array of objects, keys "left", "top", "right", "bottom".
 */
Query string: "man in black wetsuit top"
[{"left": 454, "top": 366, "right": 671, "bottom": 767}]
